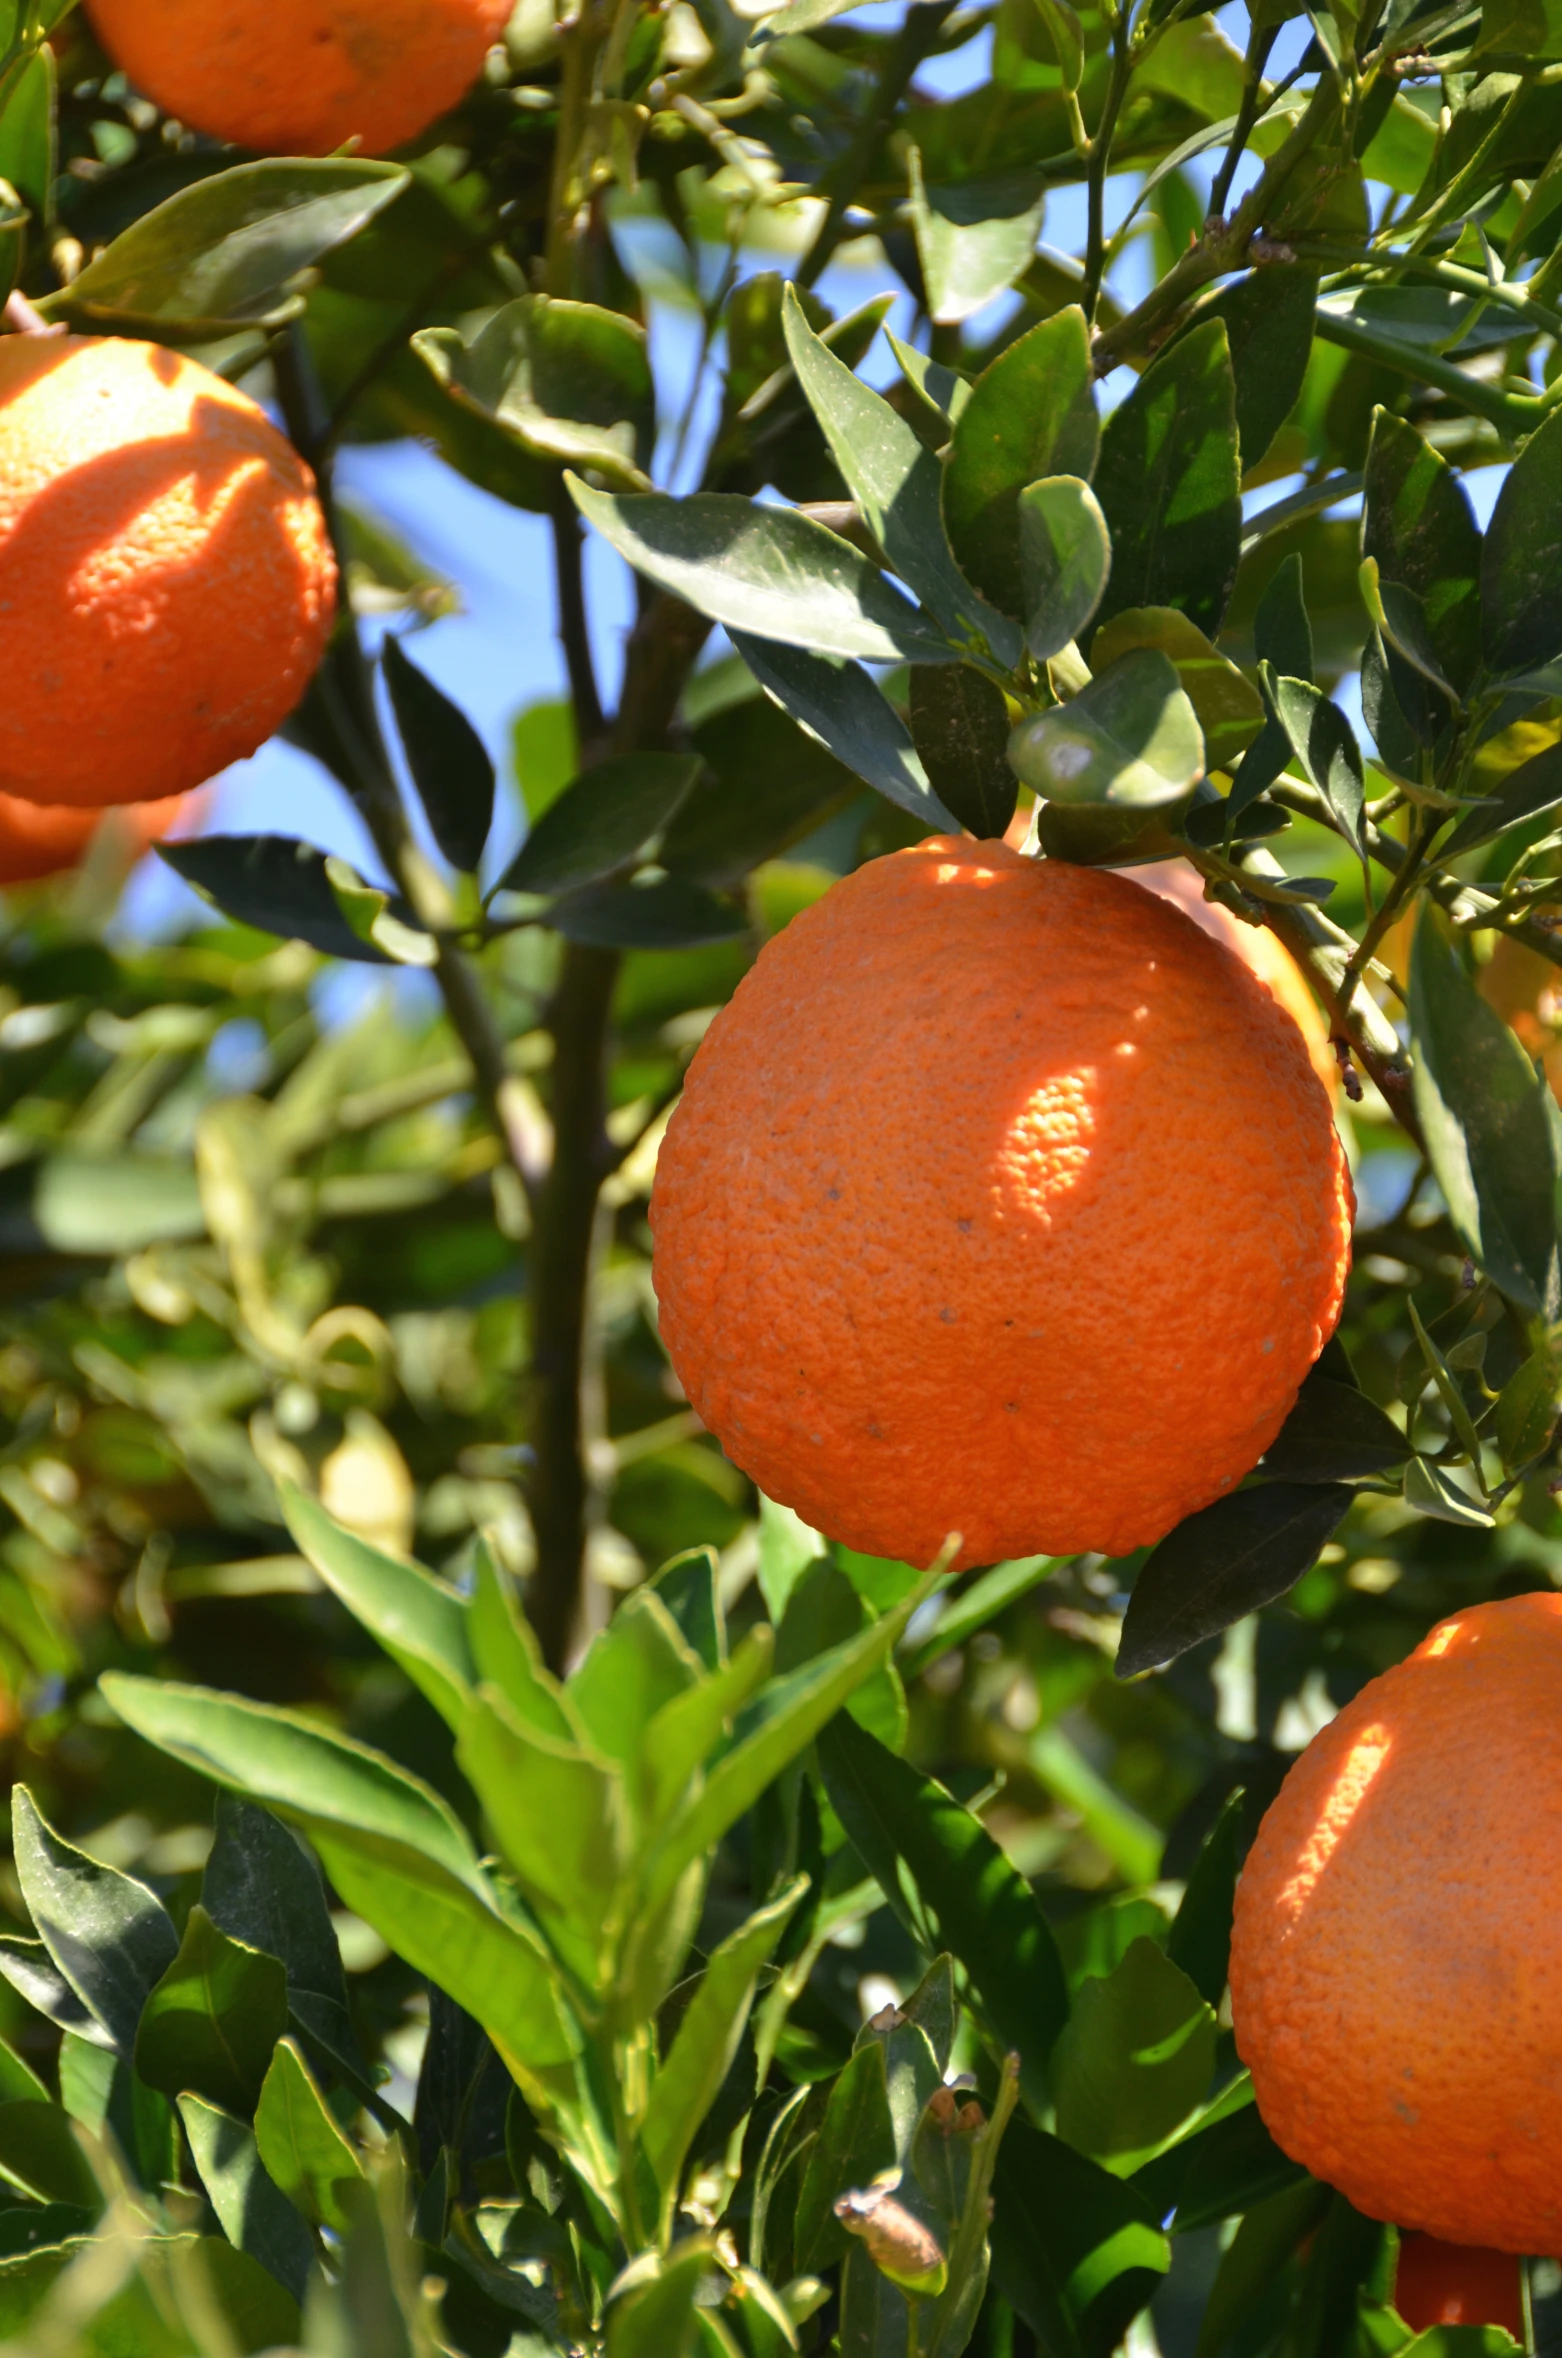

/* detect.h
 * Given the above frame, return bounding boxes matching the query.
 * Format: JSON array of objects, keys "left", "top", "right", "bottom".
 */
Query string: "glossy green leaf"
[
  {"left": 758, "top": 1494, "right": 827, "bottom": 1622},
  {"left": 794, "top": 2038, "right": 899, "bottom": 2275},
  {"left": 12, "top": 1787, "right": 178, "bottom": 2057},
  {"left": 134, "top": 1906, "right": 289, "bottom": 2116},
  {"left": 641, "top": 1878, "right": 805, "bottom": 2199},
  {"left": 0, "top": 2102, "right": 100, "bottom": 2212},
  {"left": 1053, "top": 1939, "right": 1216, "bottom": 2172},
  {"left": 1194, "top": 2178, "right": 1331, "bottom": 2357},
  {"left": 1165, "top": 1788, "right": 1244, "bottom": 2010},
  {"left": 1483, "top": 405, "right": 1562, "bottom": 675},
  {"left": 1439, "top": 736, "right": 1562, "bottom": 860},
  {"left": 202, "top": 1796, "right": 364, "bottom": 2081},
  {"left": 775, "top": 1559, "right": 905, "bottom": 1753},
  {"left": 650, "top": 1546, "right": 726, "bottom": 1672},
  {"left": 1260, "top": 1369, "right": 1412, "bottom": 1482},
  {"left": 416, "top": 296, "right": 655, "bottom": 490},
  {"left": 52, "top": 158, "right": 408, "bottom": 332},
  {"left": 0, "top": 47, "right": 49, "bottom": 227},
  {"left": 1018, "top": 476, "right": 1111, "bottom": 664},
  {"left": 1197, "top": 267, "right": 1318, "bottom": 474},
  {"left": 1265, "top": 674, "right": 1366, "bottom": 856},
  {"left": 570, "top": 1585, "right": 703, "bottom": 1762},
  {"left": 254, "top": 2038, "right": 364, "bottom": 2234},
  {"left": 381, "top": 637, "right": 496, "bottom": 876},
  {"left": 1495, "top": 1346, "right": 1562, "bottom": 1466},
  {"left": 570, "top": 479, "right": 953, "bottom": 664},
  {"left": 908, "top": 665, "right": 1018, "bottom": 838},
  {"left": 666, "top": 694, "right": 856, "bottom": 889},
  {"left": 1117, "top": 1484, "right": 1355, "bottom": 1676},
  {"left": 456, "top": 1686, "right": 626, "bottom": 1964},
  {"left": 550, "top": 873, "right": 746, "bottom": 949},
  {"left": 990, "top": 2119, "right": 1170, "bottom": 2358},
  {"left": 1090, "top": 609, "right": 1263, "bottom": 774},
  {"left": 1132, "top": 2078, "right": 1306, "bottom": 2233},
  {"left": 818, "top": 1712, "right": 1070, "bottom": 2114},
  {"left": 1403, "top": 1454, "right": 1495, "bottom": 1527},
  {"left": 467, "top": 1547, "right": 578, "bottom": 1745},
  {"left": 279, "top": 1480, "right": 473, "bottom": 1731},
  {"left": 158, "top": 837, "right": 413, "bottom": 966},
  {"left": 179, "top": 2095, "right": 314, "bottom": 2303},
  {"left": 1007, "top": 650, "right": 1205, "bottom": 810},
  {"left": 729, "top": 632, "right": 954, "bottom": 829},
  {"left": 887, "top": 331, "right": 971, "bottom": 435},
  {"left": 943, "top": 308, "right": 1099, "bottom": 616},
  {"left": 500, "top": 754, "right": 700, "bottom": 896},
  {"left": 1363, "top": 409, "right": 1484, "bottom": 691},
  {"left": 1094, "top": 321, "right": 1241, "bottom": 640},
  {"left": 0, "top": 2036, "right": 45, "bottom": 2108},
  {"left": 640, "top": 1628, "right": 775, "bottom": 1828},
  {"left": 1409, "top": 902, "right": 1562, "bottom": 1313},
  {"left": 0, "top": 1938, "right": 105, "bottom": 2046},
  {"left": 908, "top": 149, "right": 1046, "bottom": 328}
]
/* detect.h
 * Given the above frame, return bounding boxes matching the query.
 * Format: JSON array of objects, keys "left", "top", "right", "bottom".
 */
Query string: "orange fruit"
[
  {"left": 86, "top": 0, "right": 511, "bottom": 157},
  {"left": 0, "top": 787, "right": 196, "bottom": 885},
  {"left": 650, "top": 837, "right": 1352, "bottom": 1568},
  {"left": 1131, "top": 862, "right": 1338, "bottom": 1098},
  {"left": 1394, "top": 2235, "right": 1525, "bottom": 2336},
  {"left": 1231, "top": 1592, "right": 1562, "bottom": 2255},
  {"left": 0, "top": 334, "right": 335, "bottom": 809}
]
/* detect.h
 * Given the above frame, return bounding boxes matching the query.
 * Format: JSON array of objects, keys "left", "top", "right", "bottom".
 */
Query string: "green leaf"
[
  {"left": 1197, "top": 267, "right": 1318, "bottom": 474},
  {"left": 143, "top": 2236, "right": 303, "bottom": 2356},
  {"left": 415, "top": 296, "right": 656, "bottom": 490},
  {"left": 570, "top": 1586, "right": 703, "bottom": 1763},
  {"left": 501, "top": 754, "right": 700, "bottom": 897},
  {"left": 280, "top": 1481, "right": 473, "bottom": 1731},
  {"left": 641, "top": 1878, "right": 806, "bottom": 2200},
  {"left": 1007, "top": 650, "right": 1205, "bottom": 810},
  {"left": 775, "top": 1560, "right": 905, "bottom": 1753},
  {"left": 569, "top": 480, "right": 953, "bottom": 665},
  {"left": 0, "top": 47, "right": 49, "bottom": 227},
  {"left": 666, "top": 696, "right": 856, "bottom": 890},
  {"left": 605, "top": 2240, "right": 719, "bottom": 2358},
  {"left": 1363, "top": 409, "right": 1484, "bottom": 692},
  {"left": 1132, "top": 2078, "right": 1306, "bottom": 2233},
  {"left": 899, "top": 1555, "right": 1055, "bottom": 1679},
  {"left": 455, "top": 1687, "right": 626, "bottom": 1973},
  {"left": 758, "top": 1494, "right": 827, "bottom": 1622},
  {"left": 728, "top": 633, "right": 954, "bottom": 830},
  {"left": 943, "top": 308, "right": 1099, "bottom": 616},
  {"left": 1090, "top": 610, "right": 1263, "bottom": 774},
  {"left": 11, "top": 1787, "right": 178, "bottom": 2057},
  {"left": 1165, "top": 1788, "right": 1244, "bottom": 2010},
  {"left": 908, "top": 666, "right": 1018, "bottom": 838},
  {"left": 134, "top": 1906, "right": 289, "bottom": 2116},
  {"left": 158, "top": 837, "right": 415, "bottom": 966},
  {"left": 1402, "top": 1455, "right": 1495, "bottom": 1527},
  {"left": 254, "top": 2037, "right": 364, "bottom": 2234},
  {"left": 1254, "top": 552, "right": 1314, "bottom": 685},
  {"left": 0, "top": 1938, "right": 106, "bottom": 2046},
  {"left": 179, "top": 2095, "right": 314, "bottom": 2303},
  {"left": 640, "top": 1629, "right": 776, "bottom": 1828},
  {"left": 1264, "top": 675, "right": 1366, "bottom": 857},
  {"left": 1094, "top": 320, "right": 1242, "bottom": 640},
  {"left": 468, "top": 1546, "right": 580, "bottom": 1745},
  {"left": 1439, "top": 736, "right": 1562, "bottom": 860},
  {"left": 857, "top": 2008, "right": 942, "bottom": 2165},
  {"left": 550, "top": 874, "right": 746, "bottom": 950},
  {"left": 908, "top": 149, "right": 1047, "bottom": 329},
  {"left": 1495, "top": 1345, "right": 1561, "bottom": 1466},
  {"left": 887, "top": 331, "right": 971, "bottom": 435},
  {"left": 794, "top": 2039, "right": 899, "bottom": 2275},
  {"left": 57, "top": 2033, "right": 175, "bottom": 2194},
  {"left": 990, "top": 2119, "right": 1169, "bottom": 2358},
  {"left": 202, "top": 1796, "right": 365, "bottom": 2081},
  {"left": 818, "top": 1712, "right": 1070, "bottom": 2115},
  {"left": 381, "top": 638, "right": 496, "bottom": 876},
  {"left": 1053, "top": 1939, "right": 1216, "bottom": 2173},
  {"left": 0, "top": 2036, "right": 45, "bottom": 2108},
  {"left": 0, "top": 2102, "right": 100, "bottom": 2212},
  {"left": 1409, "top": 902, "right": 1562, "bottom": 1313},
  {"left": 650, "top": 1547, "right": 726, "bottom": 1672},
  {"left": 1483, "top": 405, "right": 1562, "bottom": 674},
  {"left": 50, "top": 158, "right": 408, "bottom": 333},
  {"left": 1116, "top": 1484, "right": 1356, "bottom": 1677},
  {"left": 1018, "top": 476, "right": 1111, "bottom": 663},
  {"left": 1260, "top": 1369, "right": 1412, "bottom": 1482},
  {"left": 1194, "top": 2178, "right": 1331, "bottom": 2357}
]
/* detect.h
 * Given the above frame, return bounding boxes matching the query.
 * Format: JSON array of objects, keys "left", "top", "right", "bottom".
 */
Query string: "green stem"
[
  {"left": 1312, "top": 305, "right": 1545, "bottom": 434},
  {"left": 1080, "top": 11, "right": 1135, "bottom": 323},
  {"left": 1208, "top": 18, "right": 1279, "bottom": 220}
]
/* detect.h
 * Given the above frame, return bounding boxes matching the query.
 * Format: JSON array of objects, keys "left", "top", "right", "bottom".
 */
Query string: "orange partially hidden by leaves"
[
  {"left": 1131, "top": 861, "right": 1338, "bottom": 1098},
  {"left": 1394, "top": 2234, "right": 1525, "bottom": 2337},
  {"left": 651, "top": 837, "right": 1352, "bottom": 1568},
  {"left": 1232, "top": 1592, "right": 1562, "bottom": 2256},
  {"left": 86, "top": 0, "right": 512, "bottom": 157},
  {"left": 1479, "top": 933, "right": 1562, "bottom": 1099},
  {"left": 0, "top": 335, "right": 336, "bottom": 809},
  {"left": 0, "top": 788, "right": 197, "bottom": 885}
]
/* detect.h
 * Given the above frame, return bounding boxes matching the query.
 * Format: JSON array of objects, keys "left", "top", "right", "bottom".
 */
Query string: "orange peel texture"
[
  {"left": 86, "top": 0, "right": 512, "bottom": 157},
  {"left": 1232, "top": 1591, "right": 1562, "bottom": 2256},
  {"left": 0, "top": 335, "right": 336, "bottom": 809},
  {"left": 650, "top": 838, "right": 1352, "bottom": 1568},
  {"left": 1131, "top": 860, "right": 1338, "bottom": 1098},
  {"left": 0, "top": 786, "right": 197, "bottom": 884}
]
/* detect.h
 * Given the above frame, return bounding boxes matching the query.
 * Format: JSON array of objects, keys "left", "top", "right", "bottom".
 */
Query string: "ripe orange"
[
  {"left": 0, "top": 787, "right": 195, "bottom": 885},
  {"left": 1231, "top": 1592, "right": 1562, "bottom": 2255},
  {"left": 86, "top": 0, "right": 512, "bottom": 158},
  {"left": 650, "top": 838, "right": 1352, "bottom": 1568},
  {"left": 1394, "top": 2234, "right": 1525, "bottom": 2336},
  {"left": 1131, "top": 862, "right": 1338, "bottom": 1098},
  {"left": 0, "top": 334, "right": 336, "bottom": 809}
]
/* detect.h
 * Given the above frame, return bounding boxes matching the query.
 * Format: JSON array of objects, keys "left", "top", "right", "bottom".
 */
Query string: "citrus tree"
[{"left": 1, "top": 0, "right": 1561, "bottom": 2351}]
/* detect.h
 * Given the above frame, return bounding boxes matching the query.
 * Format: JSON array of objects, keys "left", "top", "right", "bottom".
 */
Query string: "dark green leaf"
[
  {"left": 1133, "top": 2087, "right": 1308, "bottom": 2234},
  {"left": 202, "top": 1797, "right": 364, "bottom": 2082},
  {"left": 134, "top": 1906, "right": 289, "bottom": 2116},
  {"left": 1116, "top": 1484, "right": 1356, "bottom": 1677},
  {"left": 649, "top": 1548, "right": 725, "bottom": 1672},
  {"left": 794, "top": 2040, "right": 898, "bottom": 2274},
  {"left": 664, "top": 696, "right": 855, "bottom": 888},
  {"left": 1094, "top": 320, "right": 1242, "bottom": 639},
  {"left": 1260, "top": 1371, "right": 1413, "bottom": 1481},
  {"left": 415, "top": 295, "right": 655, "bottom": 489},
  {"left": 604, "top": 2240, "right": 718, "bottom": 2358},
  {"left": 1008, "top": 650, "right": 1205, "bottom": 809},
  {"left": 1265, "top": 675, "right": 1366, "bottom": 856},
  {"left": 1090, "top": 609, "right": 1263, "bottom": 773},
  {"left": 1254, "top": 554, "right": 1314, "bottom": 685},
  {"left": 943, "top": 307, "right": 1100, "bottom": 616},
  {"left": 1053, "top": 1940, "right": 1216, "bottom": 2172},
  {"left": 1195, "top": 2179, "right": 1332, "bottom": 2358},
  {"left": 908, "top": 150, "right": 1047, "bottom": 328},
  {"left": 0, "top": 2103, "right": 100, "bottom": 2212},
  {"left": 254, "top": 2038, "right": 364, "bottom": 2234},
  {"left": 990, "top": 2120, "right": 1169, "bottom": 2358},
  {"left": 500, "top": 755, "right": 700, "bottom": 896},
  {"left": 549, "top": 874, "right": 747, "bottom": 949},
  {"left": 818, "top": 1712, "right": 1070, "bottom": 2115},
  {"left": 0, "top": 1938, "right": 107, "bottom": 2046},
  {"left": 1165, "top": 1788, "right": 1244, "bottom": 2010},
  {"left": 48, "top": 158, "right": 408, "bottom": 332},
  {"left": 569, "top": 480, "right": 953, "bottom": 664},
  {"left": 1409, "top": 901, "right": 1562, "bottom": 1312},
  {"left": 1440, "top": 736, "right": 1562, "bottom": 859},
  {"left": 158, "top": 837, "right": 411, "bottom": 966},
  {"left": 455, "top": 1689, "right": 626, "bottom": 1977},
  {"left": 179, "top": 2096, "right": 314, "bottom": 2305},
  {"left": 1363, "top": 409, "right": 1484, "bottom": 691},
  {"left": 1199, "top": 268, "right": 1319, "bottom": 474},
  {"left": 1495, "top": 1346, "right": 1561, "bottom": 1466},
  {"left": 1018, "top": 476, "right": 1112, "bottom": 662},
  {"left": 909, "top": 667, "right": 1018, "bottom": 837},
  {"left": 11, "top": 1787, "right": 178, "bottom": 2057},
  {"left": 1484, "top": 406, "right": 1562, "bottom": 674},
  {"left": 728, "top": 633, "right": 954, "bottom": 829},
  {"left": 381, "top": 638, "right": 495, "bottom": 875}
]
